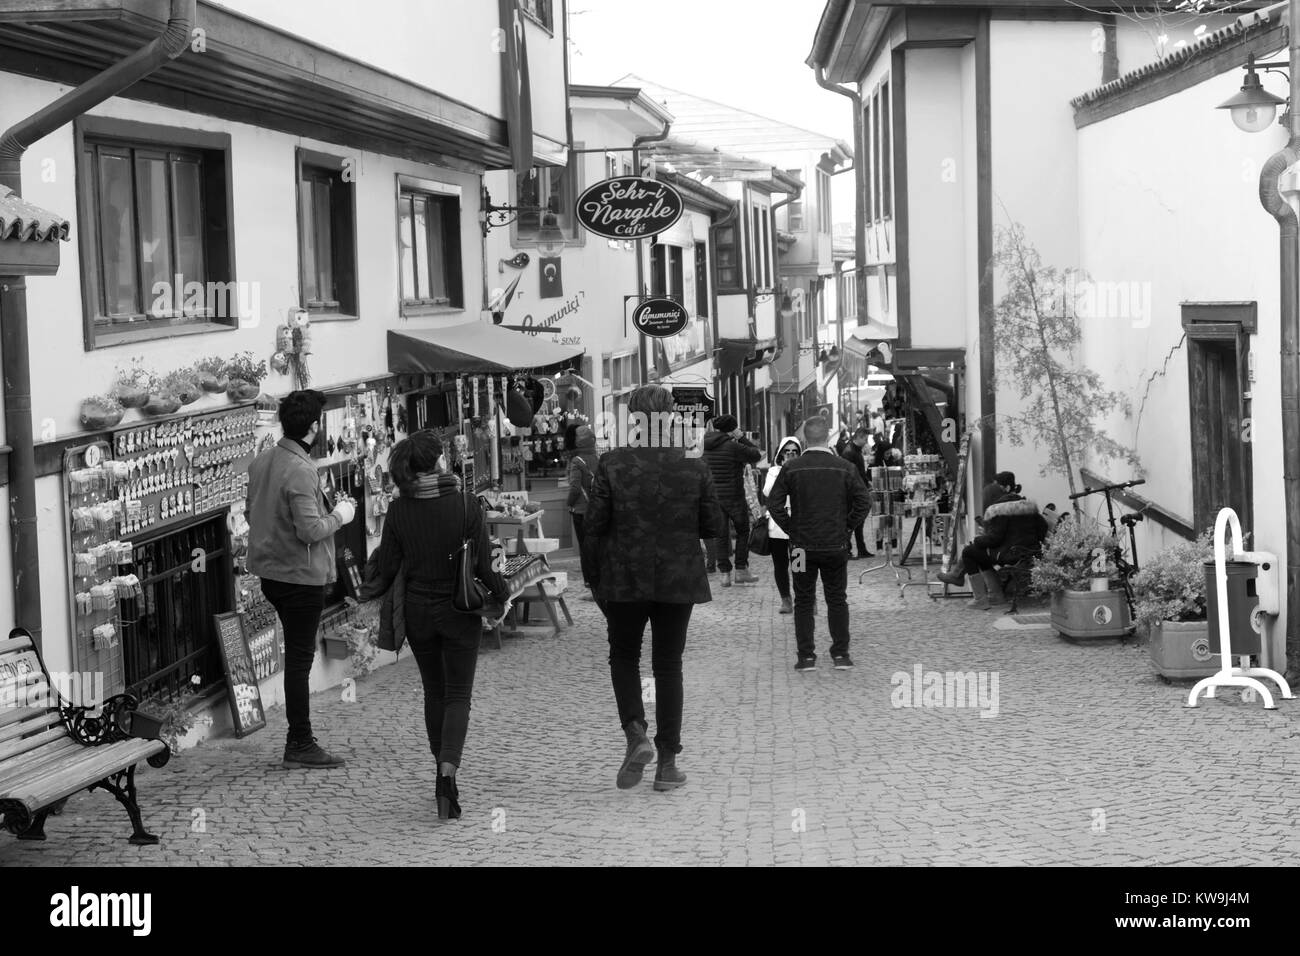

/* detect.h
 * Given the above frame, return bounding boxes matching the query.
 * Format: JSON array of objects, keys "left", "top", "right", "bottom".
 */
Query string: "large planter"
[
  {"left": 1050, "top": 587, "right": 1133, "bottom": 638},
  {"left": 1148, "top": 619, "right": 1218, "bottom": 679}
]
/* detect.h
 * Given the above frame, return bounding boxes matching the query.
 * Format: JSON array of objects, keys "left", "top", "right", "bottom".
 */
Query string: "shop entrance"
[{"left": 121, "top": 514, "right": 233, "bottom": 702}]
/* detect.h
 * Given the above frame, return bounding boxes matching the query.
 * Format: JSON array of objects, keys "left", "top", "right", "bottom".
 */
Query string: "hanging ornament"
[
  {"left": 270, "top": 350, "right": 291, "bottom": 374},
  {"left": 276, "top": 324, "right": 294, "bottom": 351}
]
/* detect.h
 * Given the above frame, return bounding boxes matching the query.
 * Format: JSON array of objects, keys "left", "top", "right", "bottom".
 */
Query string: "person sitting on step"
[{"left": 937, "top": 471, "right": 1048, "bottom": 610}]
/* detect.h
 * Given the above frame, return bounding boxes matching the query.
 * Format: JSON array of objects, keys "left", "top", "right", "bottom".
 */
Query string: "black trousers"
[
  {"left": 791, "top": 549, "right": 851, "bottom": 661},
  {"left": 958, "top": 544, "right": 997, "bottom": 577},
  {"left": 606, "top": 601, "right": 692, "bottom": 755},
  {"left": 406, "top": 594, "right": 481, "bottom": 769},
  {"left": 715, "top": 500, "right": 750, "bottom": 573},
  {"left": 770, "top": 537, "right": 791, "bottom": 602},
  {"left": 849, "top": 521, "right": 868, "bottom": 555},
  {"left": 571, "top": 512, "right": 599, "bottom": 589},
  {"left": 260, "top": 578, "right": 327, "bottom": 745}
]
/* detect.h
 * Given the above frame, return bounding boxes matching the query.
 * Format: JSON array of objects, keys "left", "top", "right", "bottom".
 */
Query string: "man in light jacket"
[{"left": 246, "top": 390, "right": 357, "bottom": 769}]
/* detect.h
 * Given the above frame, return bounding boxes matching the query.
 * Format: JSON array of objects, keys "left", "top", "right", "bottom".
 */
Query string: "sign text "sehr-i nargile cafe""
[{"left": 575, "top": 176, "right": 684, "bottom": 239}]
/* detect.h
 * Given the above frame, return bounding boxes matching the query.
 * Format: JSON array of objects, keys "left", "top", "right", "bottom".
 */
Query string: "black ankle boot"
[
  {"left": 436, "top": 773, "right": 461, "bottom": 820},
  {"left": 653, "top": 748, "right": 686, "bottom": 791},
  {"left": 617, "top": 720, "right": 655, "bottom": 789}
]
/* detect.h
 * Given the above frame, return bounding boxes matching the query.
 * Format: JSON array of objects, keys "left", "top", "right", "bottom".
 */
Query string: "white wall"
[
  {"left": 1076, "top": 63, "right": 1287, "bottom": 637},
  {"left": 208, "top": 0, "right": 570, "bottom": 148},
  {"left": 989, "top": 20, "right": 1102, "bottom": 510},
  {"left": 904, "top": 47, "right": 967, "bottom": 351}
]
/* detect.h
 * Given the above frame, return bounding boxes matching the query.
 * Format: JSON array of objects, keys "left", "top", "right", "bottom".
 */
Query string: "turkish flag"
[{"left": 539, "top": 257, "right": 563, "bottom": 298}]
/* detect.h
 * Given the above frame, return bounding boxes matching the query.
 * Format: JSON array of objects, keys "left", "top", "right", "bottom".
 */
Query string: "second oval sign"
[{"left": 633, "top": 298, "right": 690, "bottom": 338}]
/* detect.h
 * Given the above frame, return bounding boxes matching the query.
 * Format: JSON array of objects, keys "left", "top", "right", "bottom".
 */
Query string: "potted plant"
[
  {"left": 1133, "top": 530, "right": 1222, "bottom": 679},
  {"left": 1031, "top": 518, "right": 1133, "bottom": 638},
  {"left": 111, "top": 358, "right": 155, "bottom": 409},
  {"left": 160, "top": 369, "right": 203, "bottom": 406},
  {"left": 79, "top": 394, "right": 124, "bottom": 431},
  {"left": 225, "top": 352, "right": 267, "bottom": 402},
  {"left": 193, "top": 356, "right": 229, "bottom": 393},
  {"left": 131, "top": 677, "right": 212, "bottom": 751}
]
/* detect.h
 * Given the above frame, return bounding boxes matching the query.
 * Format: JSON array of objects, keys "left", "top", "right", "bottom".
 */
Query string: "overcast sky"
[{"left": 567, "top": 0, "right": 853, "bottom": 150}]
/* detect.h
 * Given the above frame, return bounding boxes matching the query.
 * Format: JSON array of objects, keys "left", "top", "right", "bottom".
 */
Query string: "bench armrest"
[{"left": 60, "top": 693, "right": 141, "bottom": 747}]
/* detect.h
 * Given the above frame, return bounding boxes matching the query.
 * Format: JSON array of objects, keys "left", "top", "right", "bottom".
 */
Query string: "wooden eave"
[{"left": 0, "top": 0, "right": 514, "bottom": 170}]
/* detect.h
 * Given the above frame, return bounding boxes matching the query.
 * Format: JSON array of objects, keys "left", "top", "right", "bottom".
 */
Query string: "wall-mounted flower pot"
[
  {"left": 227, "top": 380, "right": 261, "bottom": 402},
  {"left": 1051, "top": 588, "right": 1133, "bottom": 638},
  {"left": 80, "top": 400, "right": 123, "bottom": 431},
  {"left": 126, "top": 709, "right": 165, "bottom": 740},
  {"left": 172, "top": 382, "right": 203, "bottom": 405},
  {"left": 1148, "top": 619, "right": 1218, "bottom": 679},
  {"left": 113, "top": 384, "right": 150, "bottom": 409},
  {"left": 141, "top": 394, "right": 181, "bottom": 417},
  {"left": 198, "top": 372, "right": 228, "bottom": 393}
]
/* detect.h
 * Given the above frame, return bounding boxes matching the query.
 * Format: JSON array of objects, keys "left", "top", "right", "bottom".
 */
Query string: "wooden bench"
[{"left": 0, "top": 628, "right": 170, "bottom": 845}]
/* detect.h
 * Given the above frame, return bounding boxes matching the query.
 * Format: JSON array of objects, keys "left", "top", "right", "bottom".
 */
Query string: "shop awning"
[
  {"left": 387, "top": 325, "right": 584, "bottom": 375},
  {"left": 716, "top": 337, "right": 777, "bottom": 376}
]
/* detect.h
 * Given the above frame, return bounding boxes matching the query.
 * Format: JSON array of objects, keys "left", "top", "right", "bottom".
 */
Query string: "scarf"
[{"left": 407, "top": 473, "right": 463, "bottom": 499}]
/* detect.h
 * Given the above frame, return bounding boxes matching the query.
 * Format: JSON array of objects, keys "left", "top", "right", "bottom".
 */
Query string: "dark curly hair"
[{"left": 388, "top": 430, "right": 443, "bottom": 493}]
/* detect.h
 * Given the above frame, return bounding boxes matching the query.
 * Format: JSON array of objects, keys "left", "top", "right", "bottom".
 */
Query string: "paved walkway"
[{"left": 5, "top": 559, "right": 1300, "bottom": 866}]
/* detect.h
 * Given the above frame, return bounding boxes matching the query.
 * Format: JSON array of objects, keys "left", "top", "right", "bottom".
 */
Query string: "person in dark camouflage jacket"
[{"left": 585, "top": 385, "right": 721, "bottom": 793}]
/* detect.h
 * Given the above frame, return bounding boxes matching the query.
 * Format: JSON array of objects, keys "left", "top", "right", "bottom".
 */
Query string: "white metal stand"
[{"left": 1186, "top": 508, "right": 1294, "bottom": 709}]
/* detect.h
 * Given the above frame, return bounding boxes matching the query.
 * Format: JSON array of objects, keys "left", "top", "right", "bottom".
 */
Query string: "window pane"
[
  {"left": 695, "top": 242, "right": 708, "bottom": 317},
  {"left": 427, "top": 197, "right": 447, "bottom": 302},
  {"left": 882, "top": 82, "right": 893, "bottom": 218},
  {"left": 134, "top": 154, "right": 172, "bottom": 316},
  {"left": 651, "top": 245, "right": 666, "bottom": 296},
  {"left": 670, "top": 246, "right": 683, "bottom": 299},
  {"left": 97, "top": 150, "right": 138, "bottom": 317},
  {"left": 172, "top": 156, "right": 205, "bottom": 301},
  {"left": 312, "top": 178, "right": 334, "bottom": 305},
  {"left": 517, "top": 171, "right": 541, "bottom": 235},
  {"left": 299, "top": 179, "right": 318, "bottom": 303},
  {"left": 399, "top": 194, "right": 417, "bottom": 301},
  {"left": 413, "top": 196, "right": 431, "bottom": 300}
]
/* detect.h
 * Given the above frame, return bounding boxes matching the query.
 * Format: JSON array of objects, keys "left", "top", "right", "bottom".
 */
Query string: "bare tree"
[
  {"left": 1066, "top": 0, "right": 1261, "bottom": 60},
  {"left": 987, "top": 222, "right": 1142, "bottom": 510}
]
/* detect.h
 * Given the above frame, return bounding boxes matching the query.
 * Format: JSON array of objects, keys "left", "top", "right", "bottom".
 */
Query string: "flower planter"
[
  {"left": 321, "top": 634, "right": 350, "bottom": 660},
  {"left": 227, "top": 379, "right": 261, "bottom": 402},
  {"left": 112, "top": 384, "right": 150, "bottom": 409},
  {"left": 197, "top": 372, "right": 228, "bottom": 393},
  {"left": 1148, "top": 619, "right": 1218, "bottom": 679},
  {"left": 126, "top": 709, "right": 165, "bottom": 740},
  {"left": 1050, "top": 587, "right": 1133, "bottom": 638},
  {"left": 79, "top": 400, "right": 123, "bottom": 431},
  {"left": 171, "top": 382, "right": 203, "bottom": 405},
  {"left": 141, "top": 394, "right": 181, "bottom": 417}
]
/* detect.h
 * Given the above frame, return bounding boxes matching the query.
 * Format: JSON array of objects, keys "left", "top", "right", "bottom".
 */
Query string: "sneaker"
[
  {"left": 832, "top": 655, "right": 855, "bottom": 670},
  {"left": 283, "top": 737, "right": 346, "bottom": 769},
  {"left": 779, "top": 598, "right": 793, "bottom": 614},
  {"left": 705, "top": 564, "right": 717, "bottom": 573},
  {"left": 734, "top": 569, "right": 759, "bottom": 584},
  {"left": 721, "top": 572, "right": 733, "bottom": 588},
  {"left": 795, "top": 657, "right": 817, "bottom": 673}
]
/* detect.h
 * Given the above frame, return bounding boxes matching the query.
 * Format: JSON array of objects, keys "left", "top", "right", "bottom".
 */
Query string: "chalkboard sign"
[{"left": 213, "top": 612, "right": 267, "bottom": 737}]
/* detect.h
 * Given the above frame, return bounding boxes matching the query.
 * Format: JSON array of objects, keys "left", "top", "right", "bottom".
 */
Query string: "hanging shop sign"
[
  {"left": 632, "top": 298, "right": 690, "bottom": 338},
  {"left": 575, "top": 176, "right": 683, "bottom": 240}
]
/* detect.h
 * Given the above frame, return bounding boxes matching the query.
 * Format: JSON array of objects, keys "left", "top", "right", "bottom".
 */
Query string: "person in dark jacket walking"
[
  {"left": 701, "top": 413, "right": 762, "bottom": 587},
  {"left": 585, "top": 385, "right": 721, "bottom": 792},
  {"left": 840, "top": 428, "right": 873, "bottom": 558},
  {"left": 246, "top": 389, "right": 358, "bottom": 770},
  {"left": 769, "top": 417, "right": 871, "bottom": 672},
  {"left": 566, "top": 424, "right": 600, "bottom": 600},
  {"left": 938, "top": 471, "right": 1048, "bottom": 610},
  {"left": 359, "top": 431, "right": 509, "bottom": 820}
]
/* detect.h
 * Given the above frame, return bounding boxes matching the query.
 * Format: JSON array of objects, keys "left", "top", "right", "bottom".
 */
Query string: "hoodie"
[
  {"left": 972, "top": 493, "right": 1049, "bottom": 563},
  {"left": 763, "top": 436, "right": 802, "bottom": 540},
  {"left": 702, "top": 427, "right": 762, "bottom": 503}
]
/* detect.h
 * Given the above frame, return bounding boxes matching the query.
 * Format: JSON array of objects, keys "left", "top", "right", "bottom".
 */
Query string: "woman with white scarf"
[{"left": 762, "top": 436, "right": 802, "bottom": 614}]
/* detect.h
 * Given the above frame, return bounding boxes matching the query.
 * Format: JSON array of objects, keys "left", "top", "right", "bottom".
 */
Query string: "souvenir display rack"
[
  {"left": 235, "top": 573, "right": 284, "bottom": 681},
  {"left": 63, "top": 441, "right": 131, "bottom": 695}
]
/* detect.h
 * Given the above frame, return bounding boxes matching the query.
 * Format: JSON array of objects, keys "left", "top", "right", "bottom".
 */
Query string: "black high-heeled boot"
[{"left": 436, "top": 773, "right": 461, "bottom": 820}]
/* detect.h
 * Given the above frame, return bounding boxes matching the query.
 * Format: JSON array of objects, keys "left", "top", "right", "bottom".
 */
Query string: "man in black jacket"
[
  {"left": 840, "top": 428, "right": 873, "bottom": 558},
  {"left": 701, "top": 414, "right": 762, "bottom": 587},
  {"left": 769, "top": 417, "right": 871, "bottom": 672},
  {"left": 937, "top": 471, "right": 1048, "bottom": 610}
]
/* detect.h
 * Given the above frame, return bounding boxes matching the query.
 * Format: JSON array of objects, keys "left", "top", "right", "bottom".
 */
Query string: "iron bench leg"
[
  {"left": 90, "top": 765, "right": 159, "bottom": 846},
  {"left": 16, "top": 807, "right": 50, "bottom": 841}
]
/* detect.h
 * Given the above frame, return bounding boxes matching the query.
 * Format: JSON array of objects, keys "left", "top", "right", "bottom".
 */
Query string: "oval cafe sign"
[
  {"left": 632, "top": 298, "right": 689, "bottom": 338},
  {"left": 575, "top": 176, "right": 684, "bottom": 240}
]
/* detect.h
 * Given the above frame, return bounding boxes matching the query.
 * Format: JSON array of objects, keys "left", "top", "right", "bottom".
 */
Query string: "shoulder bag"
[{"left": 453, "top": 496, "right": 493, "bottom": 614}]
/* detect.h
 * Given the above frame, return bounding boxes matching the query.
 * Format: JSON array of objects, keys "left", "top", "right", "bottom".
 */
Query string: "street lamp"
[{"left": 1217, "top": 53, "right": 1289, "bottom": 133}]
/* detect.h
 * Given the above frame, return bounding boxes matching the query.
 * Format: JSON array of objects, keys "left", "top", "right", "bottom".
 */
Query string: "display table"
[
  {"left": 483, "top": 553, "right": 572, "bottom": 649},
  {"left": 485, "top": 511, "right": 556, "bottom": 553}
]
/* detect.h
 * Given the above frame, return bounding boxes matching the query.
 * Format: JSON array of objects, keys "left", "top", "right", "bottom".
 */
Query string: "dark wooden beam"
[
  {"left": 1181, "top": 300, "right": 1258, "bottom": 334},
  {"left": 976, "top": 10, "right": 995, "bottom": 488},
  {"left": 892, "top": 45, "right": 910, "bottom": 348}
]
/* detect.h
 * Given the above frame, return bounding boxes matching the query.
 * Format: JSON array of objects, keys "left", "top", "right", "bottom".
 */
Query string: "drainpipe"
[
  {"left": 1260, "top": 0, "right": 1300, "bottom": 677},
  {"left": 632, "top": 119, "right": 672, "bottom": 389},
  {"left": 0, "top": 0, "right": 194, "bottom": 647}
]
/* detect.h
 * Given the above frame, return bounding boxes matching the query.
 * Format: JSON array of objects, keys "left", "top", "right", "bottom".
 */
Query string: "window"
[
  {"left": 715, "top": 222, "right": 740, "bottom": 290},
  {"left": 606, "top": 153, "right": 620, "bottom": 180},
  {"left": 651, "top": 243, "right": 684, "bottom": 299},
  {"left": 397, "top": 176, "right": 463, "bottom": 312},
  {"left": 297, "top": 149, "right": 358, "bottom": 318},
  {"left": 881, "top": 80, "right": 893, "bottom": 219},
  {"left": 749, "top": 203, "right": 772, "bottom": 290},
  {"left": 872, "top": 88, "right": 882, "bottom": 223},
  {"left": 751, "top": 205, "right": 761, "bottom": 289},
  {"left": 864, "top": 80, "right": 893, "bottom": 225},
  {"left": 521, "top": 0, "right": 552, "bottom": 30},
  {"left": 864, "top": 99, "right": 875, "bottom": 224},
  {"left": 694, "top": 242, "right": 709, "bottom": 318},
  {"left": 76, "top": 118, "right": 235, "bottom": 348},
  {"left": 817, "top": 168, "right": 833, "bottom": 236},
  {"left": 515, "top": 163, "right": 574, "bottom": 241},
  {"left": 785, "top": 169, "right": 804, "bottom": 231}
]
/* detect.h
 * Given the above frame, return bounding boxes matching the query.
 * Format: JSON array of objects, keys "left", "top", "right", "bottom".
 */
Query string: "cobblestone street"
[{"left": 6, "top": 559, "right": 1300, "bottom": 867}]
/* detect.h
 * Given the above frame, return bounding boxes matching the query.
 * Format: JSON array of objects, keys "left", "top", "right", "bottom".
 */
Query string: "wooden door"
[{"left": 1189, "top": 337, "right": 1251, "bottom": 534}]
